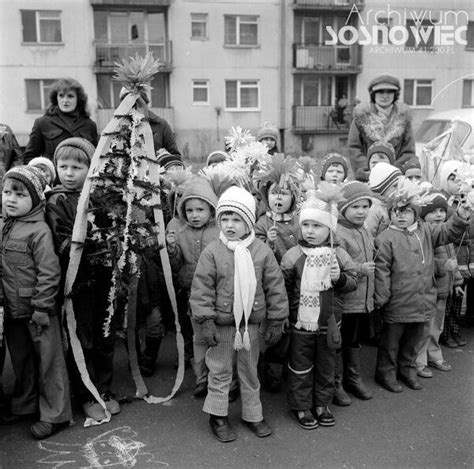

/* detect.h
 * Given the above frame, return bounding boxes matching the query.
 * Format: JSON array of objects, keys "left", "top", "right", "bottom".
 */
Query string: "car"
[{"left": 415, "top": 108, "right": 474, "bottom": 161}]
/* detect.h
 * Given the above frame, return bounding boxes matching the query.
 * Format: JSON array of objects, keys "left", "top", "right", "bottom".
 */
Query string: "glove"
[
  {"left": 326, "top": 314, "right": 341, "bottom": 350},
  {"left": 264, "top": 321, "right": 283, "bottom": 346},
  {"left": 202, "top": 320, "right": 219, "bottom": 347},
  {"left": 31, "top": 311, "right": 50, "bottom": 336}
]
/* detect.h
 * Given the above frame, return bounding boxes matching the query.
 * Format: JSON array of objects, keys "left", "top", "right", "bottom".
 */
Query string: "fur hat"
[
  {"left": 257, "top": 122, "right": 279, "bottom": 143},
  {"left": 338, "top": 181, "right": 373, "bottom": 215},
  {"left": 419, "top": 190, "right": 448, "bottom": 219},
  {"left": 320, "top": 153, "right": 348, "bottom": 181},
  {"left": 28, "top": 156, "right": 56, "bottom": 183},
  {"left": 368, "top": 74, "right": 400, "bottom": 92},
  {"left": 156, "top": 149, "right": 184, "bottom": 171},
  {"left": 4, "top": 166, "right": 47, "bottom": 208},
  {"left": 54, "top": 137, "right": 95, "bottom": 165},
  {"left": 369, "top": 162, "right": 402, "bottom": 195},
  {"left": 216, "top": 186, "right": 256, "bottom": 231},
  {"left": 367, "top": 141, "right": 395, "bottom": 165},
  {"left": 438, "top": 160, "right": 464, "bottom": 193}
]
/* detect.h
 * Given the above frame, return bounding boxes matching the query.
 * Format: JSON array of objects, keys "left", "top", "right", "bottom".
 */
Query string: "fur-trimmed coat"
[{"left": 348, "top": 102, "right": 416, "bottom": 173}]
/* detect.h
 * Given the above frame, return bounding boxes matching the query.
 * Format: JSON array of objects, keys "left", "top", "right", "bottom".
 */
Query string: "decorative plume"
[
  {"left": 254, "top": 153, "right": 302, "bottom": 195},
  {"left": 388, "top": 176, "right": 421, "bottom": 208},
  {"left": 225, "top": 126, "right": 255, "bottom": 152},
  {"left": 199, "top": 161, "right": 247, "bottom": 197},
  {"left": 113, "top": 53, "right": 161, "bottom": 96},
  {"left": 314, "top": 181, "right": 345, "bottom": 206},
  {"left": 163, "top": 166, "right": 193, "bottom": 189}
]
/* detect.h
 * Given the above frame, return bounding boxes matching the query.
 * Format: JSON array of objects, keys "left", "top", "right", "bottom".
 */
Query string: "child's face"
[
  {"left": 57, "top": 157, "right": 89, "bottom": 191},
  {"left": 268, "top": 183, "right": 292, "bottom": 214},
  {"left": 184, "top": 198, "right": 212, "bottom": 228},
  {"left": 2, "top": 179, "right": 33, "bottom": 217},
  {"left": 369, "top": 153, "right": 391, "bottom": 170},
  {"left": 405, "top": 168, "right": 422, "bottom": 184},
  {"left": 344, "top": 199, "right": 371, "bottom": 226},
  {"left": 324, "top": 164, "right": 345, "bottom": 184},
  {"left": 220, "top": 212, "right": 248, "bottom": 241},
  {"left": 390, "top": 206, "right": 415, "bottom": 229},
  {"left": 424, "top": 207, "right": 447, "bottom": 225},
  {"left": 261, "top": 137, "right": 276, "bottom": 150},
  {"left": 446, "top": 173, "right": 461, "bottom": 195},
  {"left": 33, "top": 164, "right": 52, "bottom": 186},
  {"left": 301, "top": 220, "right": 330, "bottom": 246}
]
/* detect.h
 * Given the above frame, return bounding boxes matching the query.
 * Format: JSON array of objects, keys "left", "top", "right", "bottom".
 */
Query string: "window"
[
  {"left": 191, "top": 13, "right": 207, "bottom": 40},
  {"left": 21, "top": 10, "right": 62, "bottom": 43},
  {"left": 224, "top": 15, "right": 258, "bottom": 46},
  {"left": 192, "top": 80, "right": 209, "bottom": 105},
  {"left": 467, "top": 21, "right": 474, "bottom": 50},
  {"left": 405, "top": 19, "right": 434, "bottom": 51},
  {"left": 225, "top": 80, "right": 259, "bottom": 110},
  {"left": 25, "top": 79, "right": 56, "bottom": 111},
  {"left": 462, "top": 79, "right": 474, "bottom": 107},
  {"left": 404, "top": 79, "right": 433, "bottom": 107}
]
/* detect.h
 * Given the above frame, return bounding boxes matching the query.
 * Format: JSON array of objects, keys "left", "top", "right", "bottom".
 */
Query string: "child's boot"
[
  {"left": 333, "top": 352, "right": 351, "bottom": 406},
  {"left": 343, "top": 346, "right": 372, "bottom": 400},
  {"left": 140, "top": 337, "right": 162, "bottom": 377}
]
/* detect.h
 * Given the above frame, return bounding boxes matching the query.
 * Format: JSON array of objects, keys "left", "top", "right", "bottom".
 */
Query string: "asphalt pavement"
[{"left": 0, "top": 326, "right": 473, "bottom": 469}]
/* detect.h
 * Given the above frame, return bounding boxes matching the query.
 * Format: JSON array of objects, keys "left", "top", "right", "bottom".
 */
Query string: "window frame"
[
  {"left": 191, "top": 13, "right": 208, "bottom": 40},
  {"left": 225, "top": 79, "right": 260, "bottom": 111},
  {"left": 403, "top": 79, "right": 434, "bottom": 108},
  {"left": 21, "top": 10, "right": 62, "bottom": 44},
  {"left": 25, "top": 79, "right": 56, "bottom": 112},
  {"left": 224, "top": 15, "right": 259, "bottom": 48},
  {"left": 462, "top": 79, "right": 474, "bottom": 107},
  {"left": 192, "top": 79, "right": 210, "bottom": 105}
]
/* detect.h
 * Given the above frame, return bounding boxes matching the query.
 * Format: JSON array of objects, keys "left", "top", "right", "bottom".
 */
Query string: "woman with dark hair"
[
  {"left": 348, "top": 75, "right": 416, "bottom": 181},
  {"left": 23, "top": 78, "right": 98, "bottom": 164}
]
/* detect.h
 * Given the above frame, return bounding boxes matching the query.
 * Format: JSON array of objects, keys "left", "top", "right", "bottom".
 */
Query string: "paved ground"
[{"left": 0, "top": 326, "right": 473, "bottom": 469}]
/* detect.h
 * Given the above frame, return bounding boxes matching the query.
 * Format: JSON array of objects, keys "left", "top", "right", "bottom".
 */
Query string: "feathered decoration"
[
  {"left": 388, "top": 176, "right": 421, "bottom": 209},
  {"left": 199, "top": 162, "right": 247, "bottom": 198},
  {"left": 314, "top": 181, "right": 345, "bottom": 206},
  {"left": 296, "top": 156, "right": 319, "bottom": 191},
  {"left": 113, "top": 53, "right": 161, "bottom": 96},
  {"left": 162, "top": 166, "right": 193, "bottom": 189},
  {"left": 225, "top": 126, "right": 255, "bottom": 152}
]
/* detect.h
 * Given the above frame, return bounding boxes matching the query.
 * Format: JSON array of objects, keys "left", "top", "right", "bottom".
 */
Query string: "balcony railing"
[
  {"left": 294, "top": 0, "right": 364, "bottom": 8},
  {"left": 294, "top": 44, "right": 361, "bottom": 71},
  {"left": 94, "top": 42, "right": 173, "bottom": 69},
  {"left": 293, "top": 105, "right": 353, "bottom": 133},
  {"left": 96, "top": 107, "right": 175, "bottom": 133}
]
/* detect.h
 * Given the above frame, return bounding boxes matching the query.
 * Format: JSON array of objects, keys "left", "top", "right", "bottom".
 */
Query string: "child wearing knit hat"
[
  {"left": 334, "top": 181, "right": 374, "bottom": 406},
  {"left": 1, "top": 166, "right": 72, "bottom": 438},
  {"left": 320, "top": 153, "right": 348, "bottom": 185},
  {"left": 28, "top": 156, "right": 56, "bottom": 192},
  {"left": 190, "top": 185, "right": 288, "bottom": 442},
  {"left": 281, "top": 183, "right": 357, "bottom": 429},
  {"left": 367, "top": 141, "right": 396, "bottom": 170},
  {"left": 257, "top": 122, "right": 280, "bottom": 155}
]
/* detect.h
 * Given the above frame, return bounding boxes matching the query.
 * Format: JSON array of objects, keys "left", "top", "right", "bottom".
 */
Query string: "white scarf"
[
  {"left": 296, "top": 246, "right": 333, "bottom": 331},
  {"left": 219, "top": 230, "right": 257, "bottom": 350}
]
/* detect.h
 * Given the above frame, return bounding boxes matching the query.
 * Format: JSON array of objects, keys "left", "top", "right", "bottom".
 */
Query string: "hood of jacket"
[{"left": 177, "top": 176, "right": 218, "bottom": 222}]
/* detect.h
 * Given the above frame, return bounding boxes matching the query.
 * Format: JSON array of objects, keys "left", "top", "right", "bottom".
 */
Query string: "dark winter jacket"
[
  {"left": 149, "top": 111, "right": 181, "bottom": 156},
  {"left": 23, "top": 109, "right": 98, "bottom": 163},
  {"left": 280, "top": 242, "right": 357, "bottom": 331},
  {"left": 0, "top": 124, "right": 23, "bottom": 175},
  {"left": 1, "top": 205, "right": 60, "bottom": 319},
  {"left": 190, "top": 237, "right": 289, "bottom": 326}
]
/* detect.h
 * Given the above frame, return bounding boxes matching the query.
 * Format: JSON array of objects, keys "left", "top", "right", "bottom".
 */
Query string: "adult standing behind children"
[
  {"left": 0, "top": 123, "right": 23, "bottom": 175},
  {"left": 23, "top": 78, "right": 98, "bottom": 165}
]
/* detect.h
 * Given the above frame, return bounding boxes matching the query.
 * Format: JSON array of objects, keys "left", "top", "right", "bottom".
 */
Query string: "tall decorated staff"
[{"left": 64, "top": 54, "right": 184, "bottom": 417}]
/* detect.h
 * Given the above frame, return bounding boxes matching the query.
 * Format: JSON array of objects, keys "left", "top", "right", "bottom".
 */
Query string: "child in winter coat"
[
  {"left": 281, "top": 184, "right": 357, "bottom": 430},
  {"left": 1, "top": 166, "right": 71, "bottom": 439},
  {"left": 334, "top": 181, "right": 374, "bottom": 406},
  {"left": 190, "top": 186, "right": 288, "bottom": 442},
  {"left": 320, "top": 153, "right": 348, "bottom": 185},
  {"left": 374, "top": 179, "right": 471, "bottom": 393},
  {"left": 46, "top": 137, "right": 120, "bottom": 422},
  {"left": 166, "top": 176, "right": 219, "bottom": 396},
  {"left": 256, "top": 122, "right": 280, "bottom": 155}
]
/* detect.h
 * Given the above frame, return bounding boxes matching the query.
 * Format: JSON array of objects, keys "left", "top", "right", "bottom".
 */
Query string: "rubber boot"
[
  {"left": 140, "top": 337, "right": 162, "bottom": 377},
  {"left": 333, "top": 351, "right": 351, "bottom": 406},
  {"left": 343, "top": 346, "right": 373, "bottom": 400}
]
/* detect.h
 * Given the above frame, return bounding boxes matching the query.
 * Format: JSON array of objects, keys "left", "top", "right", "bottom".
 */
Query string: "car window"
[{"left": 415, "top": 119, "right": 471, "bottom": 146}]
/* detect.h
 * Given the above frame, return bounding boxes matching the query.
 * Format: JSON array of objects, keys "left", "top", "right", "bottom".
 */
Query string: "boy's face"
[
  {"left": 220, "top": 212, "right": 248, "bottom": 241},
  {"left": 344, "top": 199, "right": 371, "bottom": 226},
  {"left": 2, "top": 179, "right": 33, "bottom": 217},
  {"left": 57, "top": 157, "right": 89, "bottom": 191},
  {"left": 405, "top": 168, "right": 422, "bottom": 184},
  {"left": 324, "top": 164, "right": 345, "bottom": 184},
  {"left": 446, "top": 173, "right": 461, "bottom": 195},
  {"left": 268, "top": 183, "right": 292, "bottom": 214},
  {"left": 261, "top": 137, "right": 276, "bottom": 150},
  {"left": 369, "top": 153, "right": 390, "bottom": 170},
  {"left": 301, "top": 220, "right": 330, "bottom": 246},
  {"left": 390, "top": 206, "right": 415, "bottom": 229},
  {"left": 424, "top": 207, "right": 447, "bottom": 225},
  {"left": 33, "top": 164, "right": 52, "bottom": 186},
  {"left": 184, "top": 198, "right": 212, "bottom": 228}
]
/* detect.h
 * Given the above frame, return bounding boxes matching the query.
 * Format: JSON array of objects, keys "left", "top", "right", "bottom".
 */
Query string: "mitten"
[
  {"left": 326, "top": 314, "right": 341, "bottom": 350},
  {"left": 265, "top": 320, "right": 283, "bottom": 346},
  {"left": 202, "top": 320, "right": 219, "bottom": 347},
  {"left": 31, "top": 311, "right": 50, "bottom": 336}
]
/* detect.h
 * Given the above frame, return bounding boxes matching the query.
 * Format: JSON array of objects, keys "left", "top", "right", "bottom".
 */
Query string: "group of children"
[{"left": 0, "top": 122, "right": 472, "bottom": 445}]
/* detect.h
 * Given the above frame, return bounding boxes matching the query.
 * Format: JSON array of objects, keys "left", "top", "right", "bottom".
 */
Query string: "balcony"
[
  {"left": 294, "top": 0, "right": 364, "bottom": 9},
  {"left": 94, "top": 42, "right": 173, "bottom": 71},
  {"left": 292, "top": 105, "right": 353, "bottom": 134},
  {"left": 293, "top": 44, "right": 361, "bottom": 73},
  {"left": 96, "top": 107, "right": 175, "bottom": 133}
]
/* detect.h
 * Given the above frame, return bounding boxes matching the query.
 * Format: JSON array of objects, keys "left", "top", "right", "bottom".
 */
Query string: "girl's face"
[
  {"left": 324, "top": 164, "right": 345, "bottom": 184},
  {"left": 446, "top": 174, "right": 461, "bottom": 195},
  {"left": 261, "top": 137, "right": 276, "bottom": 150},
  {"left": 374, "top": 89, "right": 395, "bottom": 108},
  {"left": 2, "top": 179, "right": 33, "bottom": 217},
  {"left": 184, "top": 198, "right": 212, "bottom": 228},
  {"left": 57, "top": 157, "right": 89, "bottom": 191},
  {"left": 390, "top": 206, "right": 415, "bottom": 229},
  {"left": 33, "top": 164, "right": 52, "bottom": 185},
  {"left": 301, "top": 220, "right": 330, "bottom": 246},
  {"left": 220, "top": 212, "right": 248, "bottom": 241},
  {"left": 424, "top": 207, "right": 447, "bottom": 225},
  {"left": 369, "top": 153, "right": 391, "bottom": 170},
  {"left": 57, "top": 89, "right": 78, "bottom": 113},
  {"left": 268, "top": 183, "right": 292, "bottom": 214},
  {"left": 344, "top": 199, "right": 371, "bottom": 226}
]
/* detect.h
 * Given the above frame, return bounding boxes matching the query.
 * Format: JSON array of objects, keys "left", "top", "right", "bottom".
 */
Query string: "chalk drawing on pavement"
[{"left": 37, "top": 426, "right": 168, "bottom": 468}]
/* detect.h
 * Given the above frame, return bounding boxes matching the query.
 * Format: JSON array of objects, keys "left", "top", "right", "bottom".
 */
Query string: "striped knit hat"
[
  {"left": 338, "top": 181, "right": 373, "bottom": 215},
  {"left": 369, "top": 162, "right": 402, "bottom": 195},
  {"left": 217, "top": 186, "right": 256, "bottom": 231},
  {"left": 419, "top": 191, "right": 448, "bottom": 219},
  {"left": 28, "top": 156, "right": 56, "bottom": 184},
  {"left": 4, "top": 166, "right": 47, "bottom": 208}
]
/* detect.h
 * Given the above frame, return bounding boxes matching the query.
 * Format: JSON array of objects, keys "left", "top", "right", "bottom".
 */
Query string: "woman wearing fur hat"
[
  {"left": 348, "top": 74, "right": 416, "bottom": 181},
  {"left": 23, "top": 78, "right": 98, "bottom": 165}
]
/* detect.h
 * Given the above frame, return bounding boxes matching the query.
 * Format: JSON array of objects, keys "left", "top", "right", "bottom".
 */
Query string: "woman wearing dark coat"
[{"left": 23, "top": 78, "right": 98, "bottom": 164}]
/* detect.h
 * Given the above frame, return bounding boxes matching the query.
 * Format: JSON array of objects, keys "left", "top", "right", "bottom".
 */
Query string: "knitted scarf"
[
  {"left": 296, "top": 246, "right": 333, "bottom": 331},
  {"left": 266, "top": 210, "right": 294, "bottom": 223},
  {"left": 219, "top": 230, "right": 257, "bottom": 350}
]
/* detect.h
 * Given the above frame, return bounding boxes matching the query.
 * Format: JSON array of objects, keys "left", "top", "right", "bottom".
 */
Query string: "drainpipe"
[{"left": 279, "top": 0, "right": 286, "bottom": 152}]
